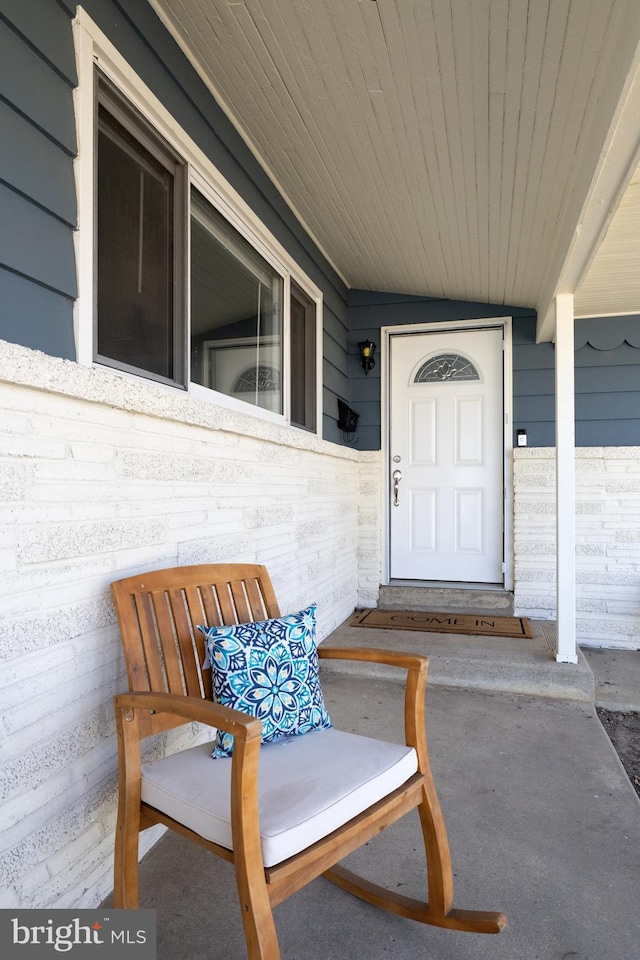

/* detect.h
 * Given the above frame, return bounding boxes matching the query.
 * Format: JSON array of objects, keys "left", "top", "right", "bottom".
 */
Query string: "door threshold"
[
  {"left": 387, "top": 579, "right": 507, "bottom": 592},
  {"left": 379, "top": 581, "right": 514, "bottom": 615}
]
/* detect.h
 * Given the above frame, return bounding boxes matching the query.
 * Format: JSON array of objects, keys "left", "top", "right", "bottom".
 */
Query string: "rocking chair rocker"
[{"left": 111, "top": 563, "right": 506, "bottom": 959}]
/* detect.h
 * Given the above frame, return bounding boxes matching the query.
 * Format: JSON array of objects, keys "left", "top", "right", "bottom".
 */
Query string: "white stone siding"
[
  {"left": 356, "top": 454, "right": 383, "bottom": 607},
  {"left": 0, "top": 341, "right": 367, "bottom": 909},
  {"left": 514, "top": 447, "right": 640, "bottom": 649}
]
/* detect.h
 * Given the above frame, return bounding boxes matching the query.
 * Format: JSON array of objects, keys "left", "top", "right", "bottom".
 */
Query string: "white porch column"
[{"left": 554, "top": 294, "right": 578, "bottom": 664}]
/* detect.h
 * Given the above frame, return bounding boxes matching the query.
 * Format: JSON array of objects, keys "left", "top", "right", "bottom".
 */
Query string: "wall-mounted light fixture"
[{"left": 358, "top": 339, "right": 376, "bottom": 375}]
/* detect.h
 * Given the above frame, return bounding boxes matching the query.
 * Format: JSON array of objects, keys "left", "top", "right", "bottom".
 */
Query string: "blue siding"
[
  {"left": 575, "top": 315, "right": 640, "bottom": 350},
  {"left": 322, "top": 302, "right": 350, "bottom": 444},
  {"left": 513, "top": 314, "right": 640, "bottom": 446},
  {"left": 0, "top": 0, "right": 77, "bottom": 359},
  {"left": 575, "top": 316, "right": 640, "bottom": 445},
  {"left": 0, "top": 16, "right": 76, "bottom": 151},
  {"left": 0, "top": 269, "right": 75, "bottom": 358},
  {"left": 349, "top": 289, "right": 538, "bottom": 450},
  {"left": 0, "top": 0, "right": 77, "bottom": 85},
  {"left": 0, "top": 101, "right": 77, "bottom": 225},
  {"left": 0, "top": 184, "right": 77, "bottom": 297},
  {"left": 512, "top": 316, "right": 555, "bottom": 446}
]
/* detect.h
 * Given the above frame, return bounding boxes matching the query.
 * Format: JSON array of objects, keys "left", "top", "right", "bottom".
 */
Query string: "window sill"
[{"left": 0, "top": 341, "right": 372, "bottom": 462}]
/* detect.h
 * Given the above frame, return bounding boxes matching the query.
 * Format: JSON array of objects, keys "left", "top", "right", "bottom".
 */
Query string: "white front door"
[{"left": 389, "top": 327, "right": 504, "bottom": 583}]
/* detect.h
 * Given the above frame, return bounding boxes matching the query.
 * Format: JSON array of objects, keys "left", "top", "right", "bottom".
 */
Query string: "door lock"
[{"left": 392, "top": 469, "right": 402, "bottom": 506}]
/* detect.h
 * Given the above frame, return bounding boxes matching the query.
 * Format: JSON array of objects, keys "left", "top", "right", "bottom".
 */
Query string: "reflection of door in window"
[
  {"left": 203, "top": 337, "right": 281, "bottom": 412},
  {"left": 190, "top": 189, "right": 283, "bottom": 414},
  {"left": 233, "top": 364, "right": 281, "bottom": 393}
]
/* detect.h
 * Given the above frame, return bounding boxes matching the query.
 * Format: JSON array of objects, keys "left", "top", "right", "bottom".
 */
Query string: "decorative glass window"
[{"left": 414, "top": 354, "right": 480, "bottom": 383}]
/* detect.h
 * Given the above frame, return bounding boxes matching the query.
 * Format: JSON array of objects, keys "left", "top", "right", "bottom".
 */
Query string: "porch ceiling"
[{"left": 150, "top": 0, "right": 640, "bottom": 339}]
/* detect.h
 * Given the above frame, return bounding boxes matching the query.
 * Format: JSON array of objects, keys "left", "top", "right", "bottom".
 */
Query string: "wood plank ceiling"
[
  {"left": 574, "top": 159, "right": 640, "bottom": 318},
  {"left": 151, "top": 0, "right": 640, "bottom": 330}
]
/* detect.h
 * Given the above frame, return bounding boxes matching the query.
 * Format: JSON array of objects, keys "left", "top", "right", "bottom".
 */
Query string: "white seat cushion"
[{"left": 141, "top": 728, "right": 418, "bottom": 867}]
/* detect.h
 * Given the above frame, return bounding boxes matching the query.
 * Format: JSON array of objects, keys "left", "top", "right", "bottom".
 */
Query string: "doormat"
[{"left": 350, "top": 608, "right": 532, "bottom": 638}]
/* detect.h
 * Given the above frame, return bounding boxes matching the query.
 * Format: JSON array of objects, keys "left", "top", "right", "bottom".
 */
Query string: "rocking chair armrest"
[
  {"left": 114, "top": 691, "right": 263, "bottom": 743},
  {"left": 318, "top": 646, "right": 429, "bottom": 760},
  {"left": 113, "top": 692, "right": 265, "bottom": 879},
  {"left": 318, "top": 646, "right": 429, "bottom": 675}
]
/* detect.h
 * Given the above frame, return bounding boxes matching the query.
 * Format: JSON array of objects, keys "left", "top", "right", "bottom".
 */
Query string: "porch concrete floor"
[
  {"left": 112, "top": 623, "right": 640, "bottom": 960},
  {"left": 322, "top": 614, "right": 640, "bottom": 710}
]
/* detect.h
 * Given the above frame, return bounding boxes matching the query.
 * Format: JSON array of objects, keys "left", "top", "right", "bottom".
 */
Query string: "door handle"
[{"left": 392, "top": 469, "right": 402, "bottom": 506}]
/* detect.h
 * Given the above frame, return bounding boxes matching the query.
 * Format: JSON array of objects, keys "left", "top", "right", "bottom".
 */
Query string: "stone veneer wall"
[
  {"left": 356, "top": 454, "right": 384, "bottom": 607},
  {"left": 514, "top": 447, "right": 640, "bottom": 649},
  {"left": 0, "top": 340, "right": 374, "bottom": 909}
]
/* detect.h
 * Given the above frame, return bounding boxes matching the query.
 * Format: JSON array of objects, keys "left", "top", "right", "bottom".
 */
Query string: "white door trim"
[{"left": 381, "top": 318, "right": 513, "bottom": 589}]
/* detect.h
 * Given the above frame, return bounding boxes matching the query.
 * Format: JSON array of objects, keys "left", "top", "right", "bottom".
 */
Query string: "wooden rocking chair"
[{"left": 111, "top": 563, "right": 506, "bottom": 958}]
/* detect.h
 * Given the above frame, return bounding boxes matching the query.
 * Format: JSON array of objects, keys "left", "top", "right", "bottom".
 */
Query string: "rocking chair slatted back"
[{"left": 111, "top": 564, "right": 280, "bottom": 734}]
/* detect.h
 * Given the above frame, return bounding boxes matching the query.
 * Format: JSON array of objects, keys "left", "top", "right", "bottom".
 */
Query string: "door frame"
[{"left": 381, "top": 318, "right": 514, "bottom": 589}]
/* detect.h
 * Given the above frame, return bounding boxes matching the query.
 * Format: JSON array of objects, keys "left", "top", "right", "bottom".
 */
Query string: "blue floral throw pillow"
[{"left": 198, "top": 604, "right": 332, "bottom": 758}]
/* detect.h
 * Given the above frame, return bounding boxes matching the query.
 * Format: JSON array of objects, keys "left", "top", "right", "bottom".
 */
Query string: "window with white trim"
[{"left": 92, "top": 68, "right": 319, "bottom": 431}]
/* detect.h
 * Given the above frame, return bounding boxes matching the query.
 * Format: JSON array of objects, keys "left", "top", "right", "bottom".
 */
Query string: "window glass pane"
[
  {"left": 97, "top": 106, "right": 175, "bottom": 380},
  {"left": 290, "top": 283, "right": 316, "bottom": 431},
  {"left": 190, "top": 189, "right": 283, "bottom": 414}
]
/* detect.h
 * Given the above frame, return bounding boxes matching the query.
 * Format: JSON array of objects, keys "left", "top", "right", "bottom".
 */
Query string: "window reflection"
[{"left": 190, "top": 189, "right": 283, "bottom": 413}]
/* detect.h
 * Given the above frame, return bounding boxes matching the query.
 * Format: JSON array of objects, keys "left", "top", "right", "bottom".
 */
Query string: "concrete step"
[
  {"left": 378, "top": 582, "right": 514, "bottom": 616},
  {"left": 321, "top": 616, "right": 596, "bottom": 703}
]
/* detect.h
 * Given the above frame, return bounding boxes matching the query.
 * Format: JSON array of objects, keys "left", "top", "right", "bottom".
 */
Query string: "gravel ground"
[{"left": 597, "top": 708, "right": 640, "bottom": 800}]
